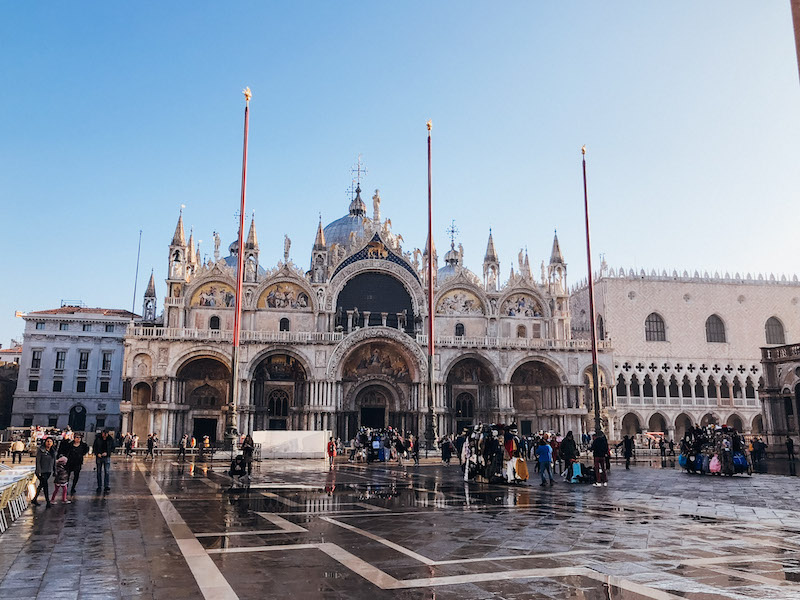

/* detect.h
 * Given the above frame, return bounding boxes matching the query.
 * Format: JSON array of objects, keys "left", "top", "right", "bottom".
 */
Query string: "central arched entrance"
[
  {"left": 356, "top": 385, "right": 390, "bottom": 428},
  {"left": 511, "top": 360, "right": 564, "bottom": 434},
  {"left": 340, "top": 339, "right": 417, "bottom": 436},
  {"left": 178, "top": 357, "right": 230, "bottom": 443}
]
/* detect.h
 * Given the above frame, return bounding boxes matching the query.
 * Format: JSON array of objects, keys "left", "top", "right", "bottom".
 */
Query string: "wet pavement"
[{"left": 2, "top": 455, "right": 800, "bottom": 599}]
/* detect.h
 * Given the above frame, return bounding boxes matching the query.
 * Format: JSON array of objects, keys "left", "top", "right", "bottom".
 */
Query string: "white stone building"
[
  {"left": 122, "top": 187, "right": 613, "bottom": 444},
  {"left": 11, "top": 306, "right": 136, "bottom": 431},
  {"left": 570, "top": 267, "right": 800, "bottom": 440}
]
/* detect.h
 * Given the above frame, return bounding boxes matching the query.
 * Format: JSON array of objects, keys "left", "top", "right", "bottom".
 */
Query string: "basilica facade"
[{"left": 122, "top": 186, "right": 613, "bottom": 445}]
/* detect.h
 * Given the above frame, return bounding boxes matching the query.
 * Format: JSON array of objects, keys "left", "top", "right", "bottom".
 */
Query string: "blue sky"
[{"left": 2, "top": 2, "right": 799, "bottom": 345}]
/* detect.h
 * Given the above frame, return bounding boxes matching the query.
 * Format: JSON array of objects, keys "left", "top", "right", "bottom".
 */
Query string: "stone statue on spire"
[
  {"left": 372, "top": 189, "right": 381, "bottom": 222},
  {"left": 213, "top": 232, "right": 221, "bottom": 262},
  {"left": 284, "top": 234, "right": 291, "bottom": 262}
]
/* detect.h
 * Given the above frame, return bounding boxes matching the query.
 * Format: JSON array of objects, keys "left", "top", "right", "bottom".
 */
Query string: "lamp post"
[{"left": 425, "top": 120, "right": 436, "bottom": 454}]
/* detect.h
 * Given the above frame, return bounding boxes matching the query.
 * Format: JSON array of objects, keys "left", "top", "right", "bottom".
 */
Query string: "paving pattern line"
[
  {"left": 319, "top": 516, "right": 437, "bottom": 565},
  {"left": 136, "top": 462, "right": 239, "bottom": 600},
  {"left": 206, "top": 540, "right": 683, "bottom": 598}
]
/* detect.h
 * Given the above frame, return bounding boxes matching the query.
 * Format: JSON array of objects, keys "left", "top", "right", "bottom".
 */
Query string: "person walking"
[
  {"left": 145, "top": 434, "right": 155, "bottom": 460},
  {"left": 50, "top": 456, "right": 71, "bottom": 505},
  {"left": 64, "top": 433, "right": 89, "bottom": 496},
  {"left": 326, "top": 436, "right": 337, "bottom": 469},
  {"left": 410, "top": 434, "right": 420, "bottom": 466},
  {"left": 93, "top": 430, "right": 113, "bottom": 493},
  {"left": 590, "top": 431, "right": 609, "bottom": 486},
  {"left": 559, "top": 431, "right": 578, "bottom": 475},
  {"left": 668, "top": 439, "right": 676, "bottom": 456},
  {"left": 787, "top": 437, "right": 795, "bottom": 461},
  {"left": 124, "top": 434, "right": 133, "bottom": 458},
  {"left": 241, "top": 434, "right": 255, "bottom": 476},
  {"left": 617, "top": 435, "right": 635, "bottom": 470},
  {"left": 11, "top": 438, "right": 25, "bottom": 463},
  {"left": 178, "top": 434, "right": 188, "bottom": 461},
  {"left": 32, "top": 437, "right": 56, "bottom": 508},
  {"left": 441, "top": 435, "right": 453, "bottom": 465},
  {"left": 536, "top": 440, "right": 555, "bottom": 486}
]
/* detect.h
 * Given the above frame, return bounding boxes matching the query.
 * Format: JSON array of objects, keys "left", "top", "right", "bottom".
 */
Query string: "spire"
[
  {"left": 348, "top": 184, "right": 366, "bottom": 216},
  {"left": 423, "top": 232, "right": 436, "bottom": 257},
  {"left": 144, "top": 270, "right": 156, "bottom": 297},
  {"left": 524, "top": 249, "right": 531, "bottom": 277},
  {"left": 187, "top": 229, "right": 196, "bottom": 264},
  {"left": 313, "top": 215, "right": 326, "bottom": 250},
  {"left": 484, "top": 229, "right": 498, "bottom": 262},
  {"left": 245, "top": 217, "right": 258, "bottom": 249},
  {"left": 550, "top": 230, "right": 564, "bottom": 265},
  {"left": 172, "top": 209, "right": 186, "bottom": 246}
]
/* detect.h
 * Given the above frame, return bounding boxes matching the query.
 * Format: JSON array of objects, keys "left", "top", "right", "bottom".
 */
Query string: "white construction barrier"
[{"left": 252, "top": 430, "right": 331, "bottom": 459}]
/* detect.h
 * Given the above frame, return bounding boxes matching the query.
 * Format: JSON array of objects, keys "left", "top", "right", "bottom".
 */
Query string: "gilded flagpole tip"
[
  {"left": 243, "top": 87, "right": 252, "bottom": 102},
  {"left": 581, "top": 145, "right": 586, "bottom": 156},
  {"left": 426, "top": 119, "right": 432, "bottom": 132}
]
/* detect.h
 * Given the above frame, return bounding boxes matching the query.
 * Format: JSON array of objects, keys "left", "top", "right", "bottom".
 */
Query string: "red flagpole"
[
  {"left": 582, "top": 146, "right": 602, "bottom": 434},
  {"left": 228, "top": 87, "right": 251, "bottom": 441},
  {"left": 425, "top": 120, "right": 436, "bottom": 451}
]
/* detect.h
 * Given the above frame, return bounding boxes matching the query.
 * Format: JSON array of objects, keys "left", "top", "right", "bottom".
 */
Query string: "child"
[{"left": 51, "top": 456, "right": 71, "bottom": 504}]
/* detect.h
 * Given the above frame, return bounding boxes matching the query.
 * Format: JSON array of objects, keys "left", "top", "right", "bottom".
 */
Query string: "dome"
[
  {"left": 437, "top": 263, "right": 459, "bottom": 285},
  {"left": 323, "top": 213, "right": 366, "bottom": 249},
  {"left": 323, "top": 184, "right": 367, "bottom": 248}
]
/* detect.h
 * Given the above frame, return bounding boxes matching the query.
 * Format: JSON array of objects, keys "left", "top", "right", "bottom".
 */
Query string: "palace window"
[
  {"left": 705, "top": 315, "right": 726, "bottom": 343},
  {"left": 53, "top": 380, "right": 62, "bottom": 392},
  {"left": 209, "top": 316, "right": 221, "bottom": 330},
  {"left": 643, "top": 375, "right": 654, "bottom": 397},
  {"left": 79, "top": 351, "right": 89, "bottom": 370},
  {"left": 100, "top": 381, "right": 109, "bottom": 393},
  {"left": 59, "top": 323, "right": 69, "bottom": 331},
  {"left": 83, "top": 324, "right": 92, "bottom": 332},
  {"left": 765, "top": 317, "right": 785, "bottom": 345},
  {"left": 102, "top": 352, "right": 112, "bottom": 371},
  {"left": 616, "top": 374, "right": 626, "bottom": 397},
  {"left": 48, "top": 416, "right": 58, "bottom": 428},
  {"left": 31, "top": 350, "right": 42, "bottom": 369},
  {"left": 279, "top": 318, "right": 290, "bottom": 332},
  {"left": 268, "top": 389, "right": 289, "bottom": 417},
  {"left": 55, "top": 351, "right": 66, "bottom": 370},
  {"left": 76, "top": 380, "right": 86, "bottom": 393},
  {"left": 516, "top": 324, "right": 527, "bottom": 338},
  {"left": 105, "top": 324, "right": 115, "bottom": 333},
  {"left": 454, "top": 323, "right": 465, "bottom": 337},
  {"left": 597, "top": 315, "right": 605, "bottom": 340},
  {"left": 28, "top": 380, "right": 38, "bottom": 392},
  {"left": 694, "top": 376, "right": 705, "bottom": 398},
  {"left": 644, "top": 313, "right": 666, "bottom": 341},
  {"left": 35, "top": 322, "right": 45, "bottom": 330}
]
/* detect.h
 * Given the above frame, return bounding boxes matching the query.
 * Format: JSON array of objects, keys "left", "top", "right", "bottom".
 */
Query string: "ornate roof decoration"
[
  {"left": 171, "top": 211, "right": 186, "bottom": 246},
  {"left": 245, "top": 218, "right": 258, "bottom": 249},
  {"left": 550, "top": 231, "right": 564, "bottom": 265},
  {"left": 331, "top": 233, "right": 419, "bottom": 283}
]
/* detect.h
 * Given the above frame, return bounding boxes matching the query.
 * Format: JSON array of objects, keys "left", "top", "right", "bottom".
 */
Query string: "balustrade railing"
[{"left": 128, "top": 325, "right": 612, "bottom": 350}]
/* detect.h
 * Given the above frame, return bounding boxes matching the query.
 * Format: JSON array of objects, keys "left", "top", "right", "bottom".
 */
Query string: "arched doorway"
[
  {"left": 252, "top": 354, "right": 306, "bottom": 430},
  {"left": 335, "top": 272, "right": 415, "bottom": 332},
  {"left": 675, "top": 413, "right": 693, "bottom": 440},
  {"left": 751, "top": 414, "right": 764, "bottom": 434},
  {"left": 355, "top": 385, "right": 390, "bottom": 428},
  {"left": 446, "top": 357, "right": 494, "bottom": 433},
  {"left": 131, "top": 382, "right": 152, "bottom": 438},
  {"left": 700, "top": 413, "right": 718, "bottom": 428},
  {"left": 621, "top": 412, "right": 641, "bottom": 437},
  {"left": 342, "top": 341, "right": 414, "bottom": 434},
  {"left": 68, "top": 404, "right": 87, "bottom": 432},
  {"left": 178, "top": 357, "right": 231, "bottom": 443},
  {"left": 511, "top": 361, "right": 563, "bottom": 433},
  {"left": 726, "top": 413, "right": 743, "bottom": 432},
  {"left": 648, "top": 412, "right": 667, "bottom": 434}
]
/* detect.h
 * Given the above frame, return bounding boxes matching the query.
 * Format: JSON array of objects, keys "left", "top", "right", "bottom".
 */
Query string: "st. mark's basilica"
[{"left": 123, "top": 184, "right": 614, "bottom": 444}]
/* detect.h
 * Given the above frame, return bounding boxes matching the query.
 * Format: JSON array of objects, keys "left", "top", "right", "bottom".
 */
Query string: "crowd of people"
[
  {"left": 345, "top": 428, "right": 421, "bottom": 466},
  {"left": 679, "top": 424, "right": 751, "bottom": 476},
  {"left": 30, "top": 429, "right": 114, "bottom": 508},
  {"left": 436, "top": 425, "right": 612, "bottom": 487}
]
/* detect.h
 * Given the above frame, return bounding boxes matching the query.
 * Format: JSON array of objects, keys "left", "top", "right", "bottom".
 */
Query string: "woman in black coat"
[{"left": 32, "top": 437, "right": 56, "bottom": 508}]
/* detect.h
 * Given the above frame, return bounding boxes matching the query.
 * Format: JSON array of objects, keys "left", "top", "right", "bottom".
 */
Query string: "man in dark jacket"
[
  {"left": 559, "top": 431, "right": 578, "bottom": 471},
  {"left": 93, "top": 430, "right": 114, "bottom": 493},
  {"left": 590, "top": 431, "right": 609, "bottom": 486},
  {"left": 616, "top": 435, "right": 635, "bottom": 470},
  {"left": 64, "top": 433, "right": 90, "bottom": 496}
]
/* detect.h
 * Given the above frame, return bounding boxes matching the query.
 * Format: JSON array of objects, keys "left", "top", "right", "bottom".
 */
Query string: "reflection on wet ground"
[{"left": 2, "top": 457, "right": 800, "bottom": 599}]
